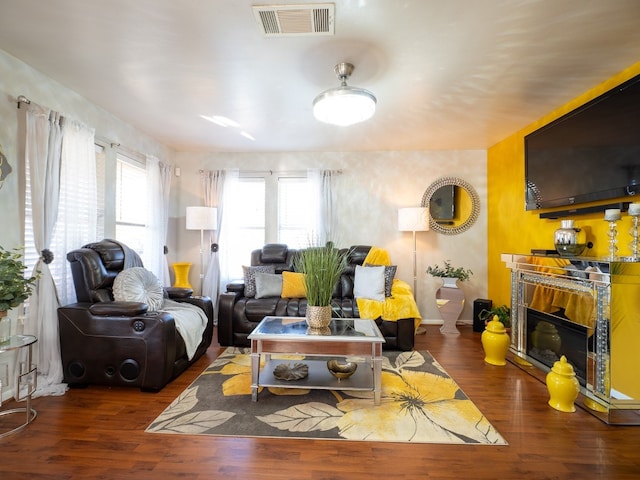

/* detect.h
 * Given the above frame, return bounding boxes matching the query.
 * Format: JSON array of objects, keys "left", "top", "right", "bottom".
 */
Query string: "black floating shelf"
[{"left": 539, "top": 202, "right": 630, "bottom": 220}]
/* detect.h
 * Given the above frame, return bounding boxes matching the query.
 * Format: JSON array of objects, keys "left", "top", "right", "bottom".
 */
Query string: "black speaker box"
[{"left": 473, "top": 298, "right": 492, "bottom": 332}]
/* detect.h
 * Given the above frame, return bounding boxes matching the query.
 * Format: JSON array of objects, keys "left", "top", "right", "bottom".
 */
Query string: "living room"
[{"left": 1, "top": 1, "right": 640, "bottom": 477}]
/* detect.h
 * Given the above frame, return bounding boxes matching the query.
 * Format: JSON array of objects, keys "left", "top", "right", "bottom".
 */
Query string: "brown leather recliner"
[
  {"left": 218, "top": 244, "right": 416, "bottom": 351},
  {"left": 57, "top": 239, "right": 214, "bottom": 391}
]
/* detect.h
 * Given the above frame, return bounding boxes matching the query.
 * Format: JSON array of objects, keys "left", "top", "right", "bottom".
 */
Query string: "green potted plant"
[
  {"left": 426, "top": 260, "right": 473, "bottom": 282},
  {"left": 0, "top": 245, "right": 38, "bottom": 341},
  {"left": 478, "top": 304, "right": 511, "bottom": 329},
  {"left": 294, "top": 243, "right": 347, "bottom": 329}
]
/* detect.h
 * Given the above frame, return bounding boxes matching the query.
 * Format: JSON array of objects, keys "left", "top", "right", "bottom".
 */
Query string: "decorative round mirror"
[{"left": 421, "top": 177, "right": 480, "bottom": 235}]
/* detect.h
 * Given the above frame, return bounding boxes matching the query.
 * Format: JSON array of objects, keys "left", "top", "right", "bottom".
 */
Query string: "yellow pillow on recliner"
[{"left": 281, "top": 271, "right": 307, "bottom": 298}]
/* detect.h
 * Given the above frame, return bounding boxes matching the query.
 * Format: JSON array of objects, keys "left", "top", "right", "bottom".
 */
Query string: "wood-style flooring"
[{"left": 1, "top": 324, "right": 639, "bottom": 479}]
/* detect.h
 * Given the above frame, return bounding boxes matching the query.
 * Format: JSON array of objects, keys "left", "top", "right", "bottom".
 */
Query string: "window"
[
  {"left": 221, "top": 172, "right": 318, "bottom": 282},
  {"left": 115, "top": 155, "right": 147, "bottom": 255},
  {"left": 278, "top": 177, "right": 317, "bottom": 246}
]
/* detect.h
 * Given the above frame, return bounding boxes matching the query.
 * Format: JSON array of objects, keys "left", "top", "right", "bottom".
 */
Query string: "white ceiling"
[{"left": 1, "top": 0, "right": 639, "bottom": 153}]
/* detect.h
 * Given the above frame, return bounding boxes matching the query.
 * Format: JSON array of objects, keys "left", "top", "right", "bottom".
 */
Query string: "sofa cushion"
[
  {"left": 281, "top": 271, "right": 306, "bottom": 298},
  {"left": 353, "top": 265, "right": 385, "bottom": 302},
  {"left": 366, "top": 263, "right": 397, "bottom": 297},
  {"left": 113, "top": 267, "right": 164, "bottom": 311},
  {"left": 243, "top": 265, "right": 276, "bottom": 297},
  {"left": 254, "top": 272, "right": 283, "bottom": 299}
]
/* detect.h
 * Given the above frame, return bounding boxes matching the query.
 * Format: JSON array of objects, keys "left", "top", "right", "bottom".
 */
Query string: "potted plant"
[
  {"left": 0, "top": 245, "right": 38, "bottom": 341},
  {"left": 478, "top": 304, "right": 511, "bottom": 329},
  {"left": 426, "top": 260, "right": 473, "bottom": 282},
  {"left": 294, "top": 243, "right": 347, "bottom": 329}
]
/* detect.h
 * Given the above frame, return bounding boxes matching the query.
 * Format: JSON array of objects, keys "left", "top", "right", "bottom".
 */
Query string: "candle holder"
[
  {"left": 630, "top": 214, "right": 640, "bottom": 261},
  {"left": 607, "top": 219, "right": 619, "bottom": 260}
]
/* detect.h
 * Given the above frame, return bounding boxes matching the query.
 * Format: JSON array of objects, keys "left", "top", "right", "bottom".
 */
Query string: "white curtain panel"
[
  {"left": 201, "top": 170, "right": 226, "bottom": 321},
  {"left": 217, "top": 169, "right": 239, "bottom": 293},
  {"left": 308, "top": 169, "right": 337, "bottom": 245},
  {"left": 145, "top": 156, "right": 173, "bottom": 285},
  {"left": 57, "top": 118, "right": 97, "bottom": 305},
  {"left": 23, "top": 103, "right": 66, "bottom": 396}
]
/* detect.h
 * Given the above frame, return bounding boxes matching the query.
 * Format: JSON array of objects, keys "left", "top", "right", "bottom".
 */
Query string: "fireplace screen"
[{"left": 526, "top": 308, "right": 590, "bottom": 386}]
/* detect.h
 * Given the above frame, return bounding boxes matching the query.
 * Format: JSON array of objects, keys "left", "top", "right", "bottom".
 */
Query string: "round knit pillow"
[{"left": 113, "top": 267, "right": 164, "bottom": 311}]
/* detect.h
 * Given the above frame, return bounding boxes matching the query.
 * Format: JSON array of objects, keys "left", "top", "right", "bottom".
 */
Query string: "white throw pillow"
[
  {"left": 113, "top": 267, "right": 165, "bottom": 311},
  {"left": 354, "top": 265, "right": 385, "bottom": 302}
]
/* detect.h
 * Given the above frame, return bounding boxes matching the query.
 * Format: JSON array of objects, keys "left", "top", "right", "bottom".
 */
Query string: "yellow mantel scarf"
[{"left": 355, "top": 246, "right": 422, "bottom": 332}]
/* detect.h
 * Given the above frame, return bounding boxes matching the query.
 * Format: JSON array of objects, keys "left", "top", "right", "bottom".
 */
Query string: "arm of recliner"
[
  {"left": 89, "top": 301, "right": 148, "bottom": 316},
  {"left": 217, "top": 290, "right": 242, "bottom": 346}
]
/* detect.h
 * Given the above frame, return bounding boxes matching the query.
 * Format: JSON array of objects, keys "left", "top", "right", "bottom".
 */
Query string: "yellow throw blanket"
[
  {"left": 356, "top": 246, "right": 422, "bottom": 331},
  {"left": 527, "top": 256, "right": 596, "bottom": 330}
]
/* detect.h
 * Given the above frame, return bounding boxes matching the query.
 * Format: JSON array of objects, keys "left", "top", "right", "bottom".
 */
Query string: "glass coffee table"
[{"left": 248, "top": 316, "right": 385, "bottom": 404}]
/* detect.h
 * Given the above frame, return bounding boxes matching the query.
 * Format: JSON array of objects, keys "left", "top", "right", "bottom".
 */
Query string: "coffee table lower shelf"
[{"left": 253, "top": 357, "right": 376, "bottom": 400}]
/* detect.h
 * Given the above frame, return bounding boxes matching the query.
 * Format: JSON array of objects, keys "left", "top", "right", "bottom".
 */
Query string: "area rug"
[{"left": 146, "top": 348, "right": 507, "bottom": 445}]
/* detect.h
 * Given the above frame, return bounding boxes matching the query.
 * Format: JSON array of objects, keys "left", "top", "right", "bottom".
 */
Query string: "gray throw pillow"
[
  {"left": 242, "top": 265, "right": 276, "bottom": 297},
  {"left": 254, "top": 272, "right": 283, "bottom": 299}
]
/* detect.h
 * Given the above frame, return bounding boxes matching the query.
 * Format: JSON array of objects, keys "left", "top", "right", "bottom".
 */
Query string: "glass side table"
[{"left": 0, "top": 334, "right": 37, "bottom": 438}]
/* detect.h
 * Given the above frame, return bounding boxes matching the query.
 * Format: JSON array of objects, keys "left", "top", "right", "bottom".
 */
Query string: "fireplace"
[{"left": 526, "top": 308, "right": 590, "bottom": 386}]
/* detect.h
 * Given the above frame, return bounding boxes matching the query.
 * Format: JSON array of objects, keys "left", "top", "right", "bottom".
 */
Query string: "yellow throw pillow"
[{"left": 281, "top": 271, "right": 307, "bottom": 298}]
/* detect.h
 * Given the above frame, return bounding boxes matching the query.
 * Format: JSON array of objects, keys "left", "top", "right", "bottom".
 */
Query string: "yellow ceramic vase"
[
  {"left": 172, "top": 262, "right": 193, "bottom": 289},
  {"left": 481, "top": 316, "right": 510, "bottom": 366},
  {"left": 546, "top": 355, "right": 580, "bottom": 413}
]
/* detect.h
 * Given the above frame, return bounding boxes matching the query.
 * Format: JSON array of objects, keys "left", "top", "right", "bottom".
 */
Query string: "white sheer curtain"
[
  {"left": 308, "top": 169, "right": 338, "bottom": 244},
  {"left": 23, "top": 104, "right": 97, "bottom": 397},
  {"left": 218, "top": 169, "right": 239, "bottom": 292},
  {"left": 201, "top": 170, "right": 226, "bottom": 321},
  {"left": 145, "top": 155, "right": 173, "bottom": 285},
  {"left": 56, "top": 118, "right": 97, "bottom": 305}
]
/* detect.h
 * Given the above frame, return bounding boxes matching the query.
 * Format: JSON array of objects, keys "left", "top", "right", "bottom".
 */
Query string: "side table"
[{"left": 0, "top": 334, "right": 37, "bottom": 438}]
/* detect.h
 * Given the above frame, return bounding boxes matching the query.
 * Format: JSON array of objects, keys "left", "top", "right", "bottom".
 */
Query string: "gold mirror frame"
[{"left": 421, "top": 177, "right": 481, "bottom": 235}]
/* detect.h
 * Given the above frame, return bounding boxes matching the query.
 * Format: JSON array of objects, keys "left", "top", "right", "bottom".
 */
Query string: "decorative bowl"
[
  {"left": 327, "top": 359, "right": 357, "bottom": 380},
  {"left": 273, "top": 363, "right": 309, "bottom": 381}
]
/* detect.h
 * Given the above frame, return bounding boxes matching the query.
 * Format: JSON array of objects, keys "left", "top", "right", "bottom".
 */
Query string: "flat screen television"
[
  {"left": 430, "top": 184, "right": 455, "bottom": 221},
  {"left": 525, "top": 73, "right": 640, "bottom": 211}
]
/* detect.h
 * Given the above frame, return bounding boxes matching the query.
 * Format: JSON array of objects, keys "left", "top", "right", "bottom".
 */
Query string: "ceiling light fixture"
[{"left": 313, "top": 62, "right": 376, "bottom": 126}]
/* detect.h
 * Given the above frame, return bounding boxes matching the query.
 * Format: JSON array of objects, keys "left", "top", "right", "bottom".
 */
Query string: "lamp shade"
[
  {"left": 313, "top": 86, "right": 376, "bottom": 126},
  {"left": 186, "top": 206, "right": 217, "bottom": 230},
  {"left": 398, "top": 207, "right": 429, "bottom": 232},
  {"left": 313, "top": 62, "right": 377, "bottom": 127}
]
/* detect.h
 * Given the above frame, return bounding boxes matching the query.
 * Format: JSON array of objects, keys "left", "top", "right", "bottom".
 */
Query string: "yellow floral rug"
[{"left": 146, "top": 348, "right": 507, "bottom": 444}]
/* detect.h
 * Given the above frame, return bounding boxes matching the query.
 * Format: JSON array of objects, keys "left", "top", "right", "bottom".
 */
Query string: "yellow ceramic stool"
[{"left": 172, "top": 262, "right": 193, "bottom": 289}]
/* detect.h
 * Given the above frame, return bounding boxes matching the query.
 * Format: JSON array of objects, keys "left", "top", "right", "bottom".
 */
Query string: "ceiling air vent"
[{"left": 252, "top": 3, "right": 335, "bottom": 36}]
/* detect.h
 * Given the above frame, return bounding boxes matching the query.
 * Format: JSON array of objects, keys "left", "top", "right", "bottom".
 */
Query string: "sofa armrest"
[
  {"left": 226, "top": 282, "right": 245, "bottom": 295},
  {"left": 218, "top": 291, "right": 242, "bottom": 346},
  {"left": 165, "top": 287, "right": 194, "bottom": 299},
  {"left": 89, "top": 301, "right": 148, "bottom": 316}
]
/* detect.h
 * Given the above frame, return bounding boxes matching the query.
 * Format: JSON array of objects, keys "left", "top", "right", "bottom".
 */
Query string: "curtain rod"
[
  {"left": 198, "top": 169, "right": 343, "bottom": 175},
  {"left": 16, "top": 95, "right": 31, "bottom": 108},
  {"left": 95, "top": 136, "right": 145, "bottom": 162}
]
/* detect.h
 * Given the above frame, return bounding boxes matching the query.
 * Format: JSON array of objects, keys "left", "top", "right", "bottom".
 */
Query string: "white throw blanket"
[{"left": 161, "top": 299, "right": 208, "bottom": 360}]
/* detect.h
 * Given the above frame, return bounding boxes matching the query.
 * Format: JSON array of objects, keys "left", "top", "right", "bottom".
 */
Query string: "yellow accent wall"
[{"left": 487, "top": 61, "right": 640, "bottom": 306}]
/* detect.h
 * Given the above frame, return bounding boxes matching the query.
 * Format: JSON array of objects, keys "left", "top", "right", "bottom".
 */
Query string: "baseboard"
[{"left": 421, "top": 319, "right": 472, "bottom": 326}]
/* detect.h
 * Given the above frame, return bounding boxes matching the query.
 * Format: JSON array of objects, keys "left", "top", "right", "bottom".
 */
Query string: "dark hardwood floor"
[{"left": 1, "top": 324, "right": 639, "bottom": 479}]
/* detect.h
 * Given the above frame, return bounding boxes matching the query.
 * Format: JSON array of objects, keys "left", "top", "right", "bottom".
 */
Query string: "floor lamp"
[
  {"left": 398, "top": 207, "right": 430, "bottom": 298},
  {"left": 186, "top": 206, "right": 218, "bottom": 296}
]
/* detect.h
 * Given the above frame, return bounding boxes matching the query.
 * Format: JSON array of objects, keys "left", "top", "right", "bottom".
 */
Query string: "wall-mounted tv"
[{"left": 525, "top": 73, "right": 640, "bottom": 211}]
